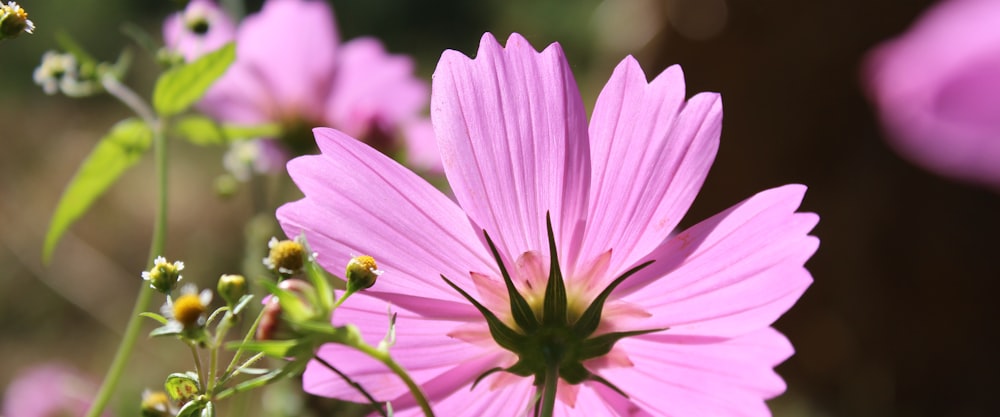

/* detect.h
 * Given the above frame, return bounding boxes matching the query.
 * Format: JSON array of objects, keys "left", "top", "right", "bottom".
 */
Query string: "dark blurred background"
[{"left": 2, "top": 0, "right": 998, "bottom": 416}]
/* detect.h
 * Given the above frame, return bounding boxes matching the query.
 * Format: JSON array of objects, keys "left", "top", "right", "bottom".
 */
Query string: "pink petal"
[
  {"left": 580, "top": 61, "right": 721, "bottom": 280},
  {"left": 618, "top": 184, "right": 818, "bottom": 338},
  {"left": 864, "top": 0, "right": 1000, "bottom": 189},
  {"left": 303, "top": 293, "right": 503, "bottom": 403},
  {"left": 399, "top": 118, "right": 444, "bottom": 173},
  {"left": 431, "top": 33, "right": 591, "bottom": 264},
  {"left": 393, "top": 378, "right": 536, "bottom": 417},
  {"left": 198, "top": 63, "right": 274, "bottom": 124},
  {"left": 601, "top": 327, "right": 793, "bottom": 416},
  {"left": 278, "top": 128, "right": 498, "bottom": 307},
  {"left": 325, "top": 37, "right": 429, "bottom": 140},
  {"left": 233, "top": 0, "right": 338, "bottom": 122}
]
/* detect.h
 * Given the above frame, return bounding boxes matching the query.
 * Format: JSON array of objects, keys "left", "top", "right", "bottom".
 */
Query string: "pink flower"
[
  {"left": 166, "top": 0, "right": 438, "bottom": 175},
  {"left": 2, "top": 363, "right": 110, "bottom": 417},
  {"left": 278, "top": 33, "right": 818, "bottom": 416},
  {"left": 163, "top": 0, "right": 236, "bottom": 62},
  {"left": 864, "top": 0, "right": 1000, "bottom": 190}
]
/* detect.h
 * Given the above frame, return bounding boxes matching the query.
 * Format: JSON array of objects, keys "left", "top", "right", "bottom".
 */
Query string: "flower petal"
[
  {"left": 233, "top": 0, "right": 338, "bottom": 121},
  {"left": 618, "top": 184, "right": 818, "bottom": 338},
  {"left": 580, "top": 61, "right": 721, "bottom": 280},
  {"left": 393, "top": 378, "right": 536, "bottom": 417},
  {"left": 325, "top": 37, "right": 429, "bottom": 140},
  {"left": 601, "top": 327, "right": 793, "bottom": 416},
  {"left": 432, "top": 33, "right": 591, "bottom": 263},
  {"left": 278, "top": 128, "right": 496, "bottom": 308}
]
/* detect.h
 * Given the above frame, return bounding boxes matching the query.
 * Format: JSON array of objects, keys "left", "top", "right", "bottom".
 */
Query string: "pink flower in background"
[
  {"left": 163, "top": 0, "right": 235, "bottom": 62},
  {"left": 164, "top": 0, "right": 437, "bottom": 176},
  {"left": 865, "top": 0, "right": 1000, "bottom": 190},
  {"left": 279, "top": 33, "right": 818, "bottom": 416},
  {"left": 2, "top": 363, "right": 110, "bottom": 417}
]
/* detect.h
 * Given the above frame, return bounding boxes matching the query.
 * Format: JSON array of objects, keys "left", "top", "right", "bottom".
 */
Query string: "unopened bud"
[
  {"left": 142, "top": 256, "right": 185, "bottom": 294},
  {"left": 346, "top": 255, "right": 383, "bottom": 291},
  {"left": 217, "top": 274, "right": 247, "bottom": 307},
  {"left": 263, "top": 237, "right": 307, "bottom": 276},
  {"left": 256, "top": 279, "right": 316, "bottom": 341}
]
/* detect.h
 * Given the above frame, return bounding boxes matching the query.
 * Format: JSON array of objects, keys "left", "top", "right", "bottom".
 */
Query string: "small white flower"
[{"left": 32, "top": 51, "right": 77, "bottom": 95}]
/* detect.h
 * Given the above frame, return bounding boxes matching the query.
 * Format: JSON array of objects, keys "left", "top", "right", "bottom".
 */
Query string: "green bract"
[{"left": 442, "top": 214, "right": 663, "bottom": 394}]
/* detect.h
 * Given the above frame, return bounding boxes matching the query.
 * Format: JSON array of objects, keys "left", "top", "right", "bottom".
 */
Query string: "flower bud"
[
  {"left": 0, "top": 1, "right": 34, "bottom": 40},
  {"left": 217, "top": 274, "right": 247, "bottom": 307},
  {"left": 263, "top": 237, "right": 307, "bottom": 276},
  {"left": 142, "top": 256, "right": 185, "bottom": 294},
  {"left": 256, "top": 279, "right": 316, "bottom": 341},
  {"left": 140, "top": 390, "right": 173, "bottom": 417},
  {"left": 346, "top": 255, "right": 382, "bottom": 291}
]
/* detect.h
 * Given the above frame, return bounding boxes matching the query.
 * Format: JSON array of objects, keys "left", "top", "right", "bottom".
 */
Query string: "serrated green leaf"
[
  {"left": 165, "top": 372, "right": 200, "bottom": 401},
  {"left": 43, "top": 118, "right": 152, "bottom": 263},
  {"left": 153, "top": 43, "right": 235, "bottom": 116},
  {"left": 139, "top": 312, "right": 169, "bottom": 325}
]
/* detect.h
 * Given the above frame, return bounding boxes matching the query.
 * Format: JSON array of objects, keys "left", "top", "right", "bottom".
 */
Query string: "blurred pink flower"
[
  {"left": 162, "top": 0, "right": 236, "bottom": 62},
  {"left": 865, "top": 0, "right": 1000, "bottom": 190},
  {"left": 278, "top": 33, "right": 818, "bottom": 416},
  {"left": 2, "top": 363, "right": 110, "bottom": 417},
  {"left": 164, "top": 0, "right": 437, "bottom": 175}
]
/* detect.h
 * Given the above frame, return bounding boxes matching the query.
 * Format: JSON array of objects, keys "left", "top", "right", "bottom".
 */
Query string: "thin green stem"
[
  {"left": 349, "top": 342, "right": 435, "bottom": 417},
  {"left": 188, "top": 341, "right": 205, "bottom": 388},
  {"left": 207, "top": 311, "right": 234, "bottom": 392},
  {"left": 84, "top": 92, "right": 168, "bottom": 417},
  {"left": 539, "top": 364, "right": 559, "bottom": 417},
  {"left": 223, "top": 307, "right": 266, "bottom": 378}
]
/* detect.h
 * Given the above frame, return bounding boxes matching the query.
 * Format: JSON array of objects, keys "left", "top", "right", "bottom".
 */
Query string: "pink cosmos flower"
[
  {"left": 278, "top": 33, "right": 818, "bottom": 416},
  {"left": 864, "top": 0, "right": 1000, "bottom": 190},
  {"left": 2, "top": 363, "right": 110, "bottom": 417},
  {"left": 163, "top": 0, "right": 236, "bottom": 63},
  {"left": 163, "top": 0, "right": 438, "bottom": 175}
]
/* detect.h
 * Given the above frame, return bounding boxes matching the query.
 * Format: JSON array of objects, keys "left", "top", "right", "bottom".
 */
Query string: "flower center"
[{"left": 172, "top": 294, "right": 206, "bottom": 328}]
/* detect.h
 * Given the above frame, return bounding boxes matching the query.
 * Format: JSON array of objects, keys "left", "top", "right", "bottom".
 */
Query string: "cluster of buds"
[{"left": 0, "top": 1, "right": 33, "bottom": 40}]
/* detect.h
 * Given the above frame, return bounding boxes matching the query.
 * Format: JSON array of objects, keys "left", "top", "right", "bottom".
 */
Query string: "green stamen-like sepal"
[
  {"left": 542, "top": 214, "right": 568, "bottom": 327},
  {"left": 441, "top": 275, "right": 523, "bottom": 352},
  {"left": 483, "top": 230, "right": 539, "bottom": 332},
  {"left": 572, "top": 260, "right": 654, "bottom": 336}
]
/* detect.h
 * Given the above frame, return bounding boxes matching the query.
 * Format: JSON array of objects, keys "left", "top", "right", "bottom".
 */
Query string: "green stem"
[
  {"left": 84, "top": 89, "right": 168, "bottom": 417},
  {"left": 538, "top": 364, "right": 558, "bottom": 417},
  {"left": 348, "top": 341, "right": 435, "bottom": 417},
  {"left": 188, "top": 341, "right": 205, "bottom": 388},
  {"left": 222, "top": 307, "right": 266, "bottom": 379}
]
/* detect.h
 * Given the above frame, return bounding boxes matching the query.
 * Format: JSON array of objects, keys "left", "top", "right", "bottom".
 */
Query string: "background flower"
[
  {"left": 167, "top": 0, "right": 439, "bottom": 176},
  {"left": 864, "top": 0, "right": 1000, "bottom": 191},
  {"left": 278, "top": 33, "right": 817, "bottom": 416},
  {"left": 2, "top": 363, "right": 110, "bottom": 417}
]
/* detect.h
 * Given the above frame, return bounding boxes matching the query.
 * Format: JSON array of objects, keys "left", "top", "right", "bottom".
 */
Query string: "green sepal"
[
  {"left": 232, "top": 294, "right": 255, "bottom": 316},
  {"left": 43, "top": 118, "right": 152, "bottom": 262},
  {"left": 587, "top": 373, "right": 629, "bottom": 399},
  {"left": 165, "top": 372, "right": 200, "bottom": 402},
  {"left": 259, "top": 279, "right": 312, "bottom": 323},
  {"left": 175, "top": 399, "right": 205, "bottom": 417},
  {"left": 172, "top": 115, "right": 282, "bottom": 146},
  {"left": 541, "top": 214, "right": 567, "bottom": 326},
  {"left": 441, "top": 275, "right": 524, "bottom": 352},
  {"left": 577, "top": 328, "right": 666, "bottom": 361},
  {"left": 471, "top": 367, "right": 505, "bottom": 390},
  {"left": 139, "top": 312, "right": 169, "bottom": 325},
  {"left": 302, "top": 246, "right": 336, "bottom": 315},
  {"left": 557, "top": 361, "right": 590, "bottom": 385},
  {"left": 483, "top": 230, "right": 538, "bottom": 332},
  {"left": 153, "top": 43, "right": 235, "bottom": 116},
  {"left": 571, "top": 260, "right": 654, "bottom": 337}
]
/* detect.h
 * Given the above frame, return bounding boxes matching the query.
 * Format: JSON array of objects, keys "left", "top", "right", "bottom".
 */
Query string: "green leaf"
[
  {"left": 441, "top": 275, "right": 523, "bottom": 352},
  {"left": 258, "top": 279, "right": 311, "bottom": 323},
  {"left": 172, "top": 115, "right": 281, "bottom": 146},
  {"left": 221, "top": 122, "right": 282, "bottom": 141},
  {"left": 227, "top": 340, "right": 300, "bottom": 358},
  {"left": 303, "top": 251, "right": 336, "bottom": 315},
  {"left": 43, "top": 118, "right": 152, "bottom": 263},
  {"left": 153, "top": 43, "right": 235, "bottom": 116},
  {"left": 484, "top": 229, "right": 538, "bottom": 332},
  {"left": 165, "top": 372, "right": 200, "bottom": 401},
  {"left": 200, "top": 401, "right": 215, "bottom": 417},
  {"left": 138, "top": 312, "right": 169, "bottom": 325},
  {"left": 149, "top": 325, "right": 182, "bottom": 338}
]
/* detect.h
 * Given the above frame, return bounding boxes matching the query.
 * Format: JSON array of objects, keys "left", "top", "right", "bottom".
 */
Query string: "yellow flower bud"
[
  {"left": 140, "top": 390, "right": 173, "bottom": 417},
  {"left": 346, "top": 255, "right": 383, "bottom": 291},
  {"left": 142, "top": 256, "right": 185, "bottom": 294},
  {"left": 217, "top": 274, "right": 247, "bottom": 307},
  {"left": 263, "top": 237, "right": 306, "bottom": 276}
]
